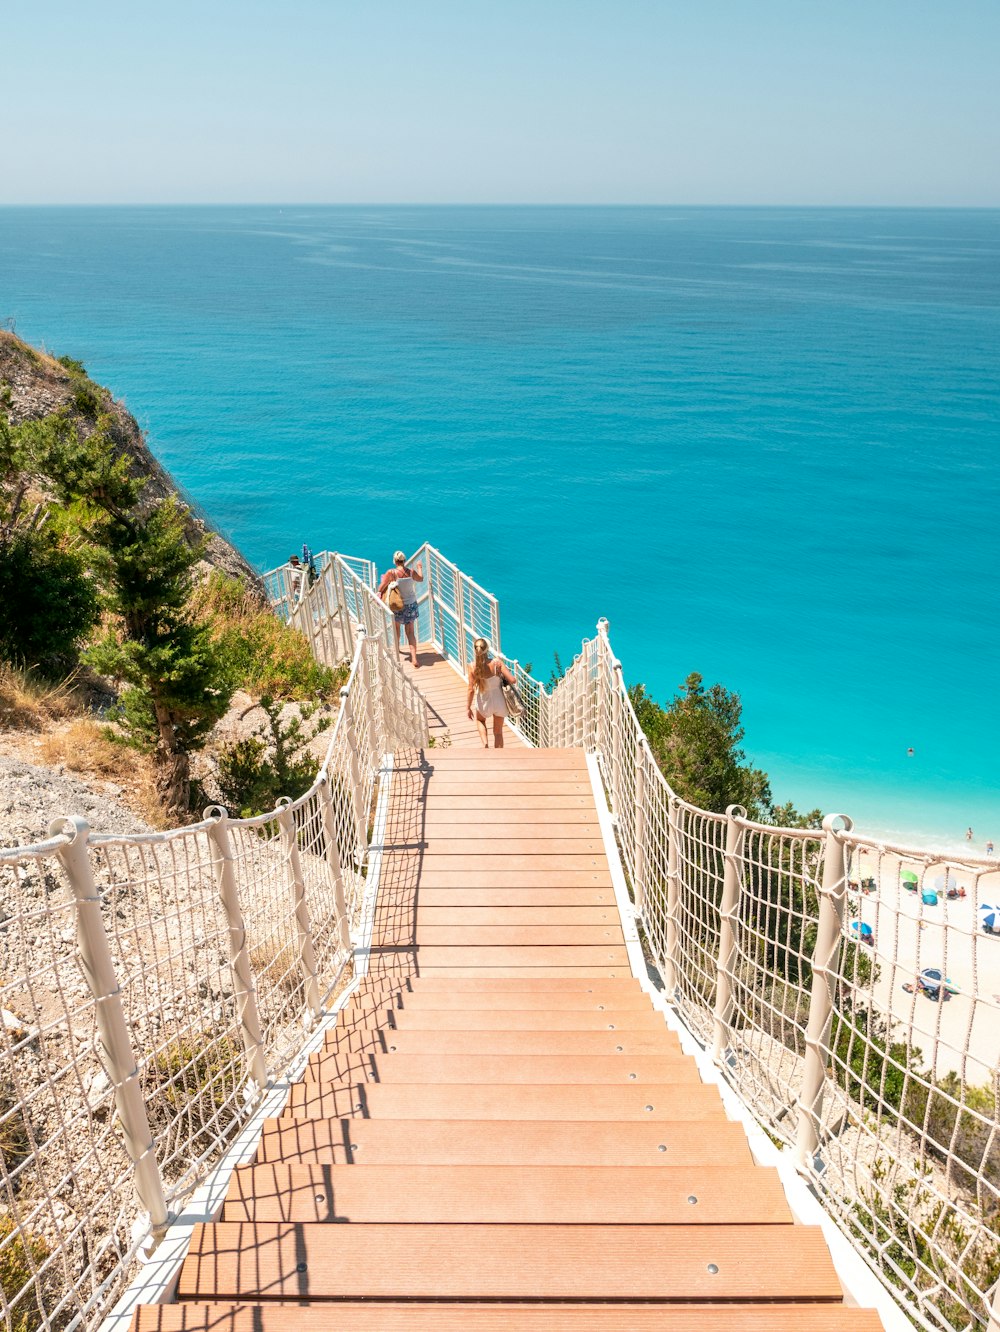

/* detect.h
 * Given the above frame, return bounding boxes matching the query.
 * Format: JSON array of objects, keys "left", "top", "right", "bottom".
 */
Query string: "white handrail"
[{"left": 0, "top": 627, "right": 426, "bottom": 1332}]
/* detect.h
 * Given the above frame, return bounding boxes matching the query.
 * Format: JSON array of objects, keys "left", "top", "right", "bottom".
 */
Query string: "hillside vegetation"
[{"left": 0, "top": 332, "right": 344, "bottom": 826}]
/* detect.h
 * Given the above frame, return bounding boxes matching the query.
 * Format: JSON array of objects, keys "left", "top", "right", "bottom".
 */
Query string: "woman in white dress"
[{"left": 466, "top": 637, "right": 515, "bottom": 749}]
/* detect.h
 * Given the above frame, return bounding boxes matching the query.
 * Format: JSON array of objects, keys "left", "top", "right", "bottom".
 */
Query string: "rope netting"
[{"left": 0, "top": 628, "right": 426, "bottom": 1332}]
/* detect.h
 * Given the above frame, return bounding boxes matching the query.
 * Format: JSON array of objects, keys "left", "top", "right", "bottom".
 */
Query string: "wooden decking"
[{"left": 134, "top": 657, "right": 884, "bottom": 1332}]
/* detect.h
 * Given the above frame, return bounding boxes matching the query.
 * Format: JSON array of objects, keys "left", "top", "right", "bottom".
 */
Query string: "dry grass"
[
  {"left": 36, "top": 721, "right": 165, "bottom": 827},
  {"left": 0, "top": 664, "right": 82, "bottom": 731}
]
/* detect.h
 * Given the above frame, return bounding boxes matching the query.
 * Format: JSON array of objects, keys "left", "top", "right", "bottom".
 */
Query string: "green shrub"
[
  {"left": 0, "top": 531, "right": 99, "bottom": 673},
  {"left": 192, "top": 571, "right": 347, "bottom": 701},
  {"left": 216, "top": 696, "right": 329, "bottom": 817},
  {"left": 0, "top": 1213, "right": 51, "bottom": 1332}
]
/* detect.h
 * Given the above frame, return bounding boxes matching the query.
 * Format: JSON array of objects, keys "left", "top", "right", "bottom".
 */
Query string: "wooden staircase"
[{"left": 131, "top": 737, "right": 885, "bottom": 1331}]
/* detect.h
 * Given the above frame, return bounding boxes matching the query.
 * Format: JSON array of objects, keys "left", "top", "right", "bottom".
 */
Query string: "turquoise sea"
[{"left": 1, "top": 206, "right": 998, "bottom": 851}]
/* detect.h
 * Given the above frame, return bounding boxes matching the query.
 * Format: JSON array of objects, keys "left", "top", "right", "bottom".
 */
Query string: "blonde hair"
[
  {"left": 393, "top": 550, "right": 406, "bottom": 565},
  {"left": 471, "top": 637, "right": 492, "bottom": 689}
]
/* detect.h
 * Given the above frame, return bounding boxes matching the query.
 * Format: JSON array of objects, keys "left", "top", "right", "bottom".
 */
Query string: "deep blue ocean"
[{"left": 1, "top": 206, "right": 997, "bottom": 850}]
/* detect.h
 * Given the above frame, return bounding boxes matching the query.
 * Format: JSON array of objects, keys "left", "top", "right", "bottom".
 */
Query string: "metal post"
[
  {"left": 205, "top": 810, "right": 270, "bottom": 1091},
  {"left": 455, "top": 570, "right": 468, "bottom": 672},
  {"left": 340, "top": 686, "right": 368, "bottom": 863},
  {"left": 318, "top": 776, "right": 352, "bottom": 949},
  {"left": 795, "top": 813, "right": 853, "bottom": 1171},
  {"left": 712, "top": 804, "right": 747, "bottom": 1065},
  {"left": 611, "top": 659, "right": 624, "bottom": 813},
  {"left": 425, "top": 548, "right": 438, "bottom": 652},
  {"left": 276, "top": 799, "right": 323, "bottom": 1021},
  {"left": 53, "top": 816, "right": 170, "bottom": 1239},
  {"left": 633, "top": 746, "right": 647, "bottom": 915},
  {"left": 333, "top": 558, "right": 352, "bottom": 662},
  {"left": 664, "top": 794, "right": 681, "bottom": 996}
]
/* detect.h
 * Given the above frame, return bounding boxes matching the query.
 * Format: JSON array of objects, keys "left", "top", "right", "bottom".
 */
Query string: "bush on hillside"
[
  {"left": 0, "top": 530, "right": 99, "bottom": 673},
  {"left": 192, "top": 571, "right": 347, "bottom": 700}
]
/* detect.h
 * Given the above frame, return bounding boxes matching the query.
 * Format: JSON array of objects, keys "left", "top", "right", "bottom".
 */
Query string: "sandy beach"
[{"left": 846, "top": 846, "right": 1000, "bottom": 1084}]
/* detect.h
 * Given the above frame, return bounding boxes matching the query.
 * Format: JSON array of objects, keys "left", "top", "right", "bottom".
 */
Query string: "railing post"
[
  {"left": 712, "top": 804, "right": 747, "bottom": 1065},
  {"left": 318, "top": 775, "right": 352, "bottom": 949},
  {"left": 205, "top": 809, "right": 270, "bottom": 1091},
  {"left": 425, "top": 549, "right": 439, "bottom": 651},
  {"left": 633, "top": 745, "right": 647, "bottom": 915},
  {"left": 611, "top": 658, "right": 624, "bottom": 811},
  {"left": 340, "top": 685, "right": 369, "bottom": 863},
  {"left": 664, "top": 794, "right": 681, "bottom": 997},
  {"left": 276, "top": 799, "right": 323, "bottom": 1021},
  {"left": 53, "top": 816, "right": 170, "bottom": 1241},
  {"left": 333, "top": 558, "right": 352, "bottom": 661},
  {"left": 455, "top": 570, "right": 468, "bottom": 672},
  {"left": 795, "top": 813, "right": 853, "bottom": 1171},
  {"left": 356, "top": 629, "right": 381, "bottom": 756}
]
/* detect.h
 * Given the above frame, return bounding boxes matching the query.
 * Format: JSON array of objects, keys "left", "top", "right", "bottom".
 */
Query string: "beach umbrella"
[
  {"left": 921, "top": 889, "right": 939, "bottom": 905},
  {"left": 933, "top": 873, "right": 960, "bottom": 895},
  {"left": 850, "top": 921, "right": 874, "bottom": 941},
  {"left": 980, "top": 905, "right": 999, "bottom": 933},
  {"left": 901, "top": 871, "right": 919, "bottom": 885},
  {"left": 920, "top": 968, "right": 958, "bottom": 995}
]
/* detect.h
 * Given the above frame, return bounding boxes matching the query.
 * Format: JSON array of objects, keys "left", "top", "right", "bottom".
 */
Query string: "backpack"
[{"left": 385, "top": 580, "right": 405, "bottom": 613}]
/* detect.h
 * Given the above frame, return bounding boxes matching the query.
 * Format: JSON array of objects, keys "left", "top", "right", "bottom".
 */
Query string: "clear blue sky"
[{"left": 6, "top": 0, "right": 999, "bottom": 205}]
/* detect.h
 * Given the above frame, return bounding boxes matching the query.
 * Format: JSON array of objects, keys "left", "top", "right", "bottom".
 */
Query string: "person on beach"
[
  {"left": 466, "top": 637, "right": 515, "bottom": 749},
  {"left": 966, "top": 827, "right": 974, "bottom": 841},
  {"left": 378, "top": 550, "right": 424, "bottom": 668}
]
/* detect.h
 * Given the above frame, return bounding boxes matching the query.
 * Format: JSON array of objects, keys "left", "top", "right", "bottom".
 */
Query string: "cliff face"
[{"left": 0, "top": 330, "right": 265, "bottom": 594}]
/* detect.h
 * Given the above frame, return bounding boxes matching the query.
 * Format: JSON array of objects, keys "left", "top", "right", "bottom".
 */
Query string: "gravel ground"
[{"left": 0, "top": 756, "right": 154, "bottom": 848}]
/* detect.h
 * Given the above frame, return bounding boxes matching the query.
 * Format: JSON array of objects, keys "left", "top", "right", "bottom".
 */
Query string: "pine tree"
[{"left": 16, "top": 411, "right": 234, "bottom": 816}]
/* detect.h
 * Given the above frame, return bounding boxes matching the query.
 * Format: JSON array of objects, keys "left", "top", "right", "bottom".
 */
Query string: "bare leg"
[
  {"left": 492, "top": 716, "right": 505, "bottom": 749},
  {"left": 405, "top": 621, "right": 418, "bottom": 668},
  {"left": 475, "top": 712, "right": 489, "bottom": 748}
]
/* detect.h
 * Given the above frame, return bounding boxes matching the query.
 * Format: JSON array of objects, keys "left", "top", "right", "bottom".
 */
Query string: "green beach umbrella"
[{"left": 901, "top": 871, "right": 919, "bottom": 885}]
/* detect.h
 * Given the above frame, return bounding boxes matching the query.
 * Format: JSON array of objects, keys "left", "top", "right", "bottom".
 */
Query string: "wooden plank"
[
  {"left": 388, "top": 1008, "right": 665, "bottom": 1031},
  {"left": 413, "top": 926, "right": 625, "bottom": 947},
  {"left": 420, "top": 832, "right": 603, "bottom": 848},
  {"left": 221, "top": 1163, "right": 792, "bottom": 1224},
  {"left": 414, "top": 966, "right": 630, "bottom": 978},
  {"left": 416, "top": 871, "right": 613, "bottom": 888},
  {"left": 424, "top": 755, "right": 587, "bottom": 769},
  {"left": 429, "top": 774, "right": 592, "bottom": 787},
  {"left": 140, "top": 1304, "right": 886, "bottom": 1332},
  {"left": 416, "top": 908, "right": 620, "bottom": 926},
  {"left": 417, "top": 887, "right": 620, "bottom": 906},
  {"left": 423, "top": 795, "right": 594, "bottom": 809},
  {"left": 352, "top": 1031, "right": 679, "bottom": 1056},
  {"left": 371, "top": 981, "right": 649, "bottom": 1005},
  {"left": 178, "top": 1222, "right": 843, "bottom": 1302},
  {"left": 421, "top": 808, "right": 599, "bottom": 825},
  {"left": 412, "top": 946, "right": 630, "bottom": 968},
  {"left": 281, "top": 1082, "right": 726, "bottom": 1121},
  {"left": 254, "top": 1117, "right": 755, "bottom": 1167},
  {"left": 357, "top": 976, "right": 644, "bottom": 991},
  {"left": 416, "top": 854, "right": 608, "bottom": 872},
  {"left": 304, "top": 1053, "right": 698, "bottom": 1086}
]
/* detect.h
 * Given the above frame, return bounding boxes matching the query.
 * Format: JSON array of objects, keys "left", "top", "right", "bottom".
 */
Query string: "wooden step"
[
  {"left": 417, "top": 887, "right": 619, "bottom": 906},
  {"left": 426, "top": 783, "right": 592, "bottom": 797},
  {"left": 412, "top": 946, "right": 630, "bottom": 968},
  {"left": 387, "top": 1008, "right": 665, "bottom": 1030},
  {"left": 415, "top": 907, "right": 621, "bottom": 926},
  {"left": 414, "top": 965, "right": 629, "bottom": 977},
  {"left": 420, "top": 833, "right": 604, "bottom": 849},
  {"left": 304, "top": 1053, "right": 698, "bottom": 1086},
  {"left": 368, "top": 986, "right": 650, "bottom": 1009},
  {"left": 255, "top": 1117, "right": 754, "bottom": 1167},
  {"left": 221, "top": 1163, "right": 792, "bottom": 1224},
  {"left": 355, "top": 975, "right": 644, "bottom": 991},
  {"left": 139, "top": 1303, "right": 885, "bottom": 1332},
  {"left": 417, "top": 853, "right": 607, "bottom": 872},
  {"left": 348, "top": 1030, "right": 679, "bottom": 1056},
  {"left": 416, "top": 870, "right": 613, "bottom": 887},
  {"left": 422, "top": 795, "right": 594, "bottom": 809},
  {"left": 421, "top": 808, "right": 599, "bottom": 825},
  {"left": 177, "top": 1221, "right": 843, "bottom": 1302},
  {"left": 281, "top": 1082, "right": 726, "bottom": 1121},
  {"left": 413, "top": 925, "right": 625, "bottom": 946}
]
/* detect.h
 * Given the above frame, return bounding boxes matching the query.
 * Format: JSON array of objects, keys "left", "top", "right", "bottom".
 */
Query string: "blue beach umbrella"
[
  {"left": 922, "top": 889, "right": 939, "bottom": 906},
  {"left": 850, "top": 921, "right": 874, "bottom": 942},
  {"left": 980, "top": 905, "right": 999, "bottom": 933}
]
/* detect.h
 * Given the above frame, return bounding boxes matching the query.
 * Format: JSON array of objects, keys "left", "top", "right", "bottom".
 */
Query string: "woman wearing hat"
[{"left": 378, "top": 550, "right": 424, "bottom": 668}]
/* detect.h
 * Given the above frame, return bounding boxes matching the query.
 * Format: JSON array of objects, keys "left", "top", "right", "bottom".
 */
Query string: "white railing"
[
  {"left": 536, "top": 621, "right": 1000, "bottom": 1332},
  {"left": 0, "top": 629, "right": 426, "bottom": 1332},
  {"left": 406, "top": 542, "right": 501, "bottom": 672}
]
